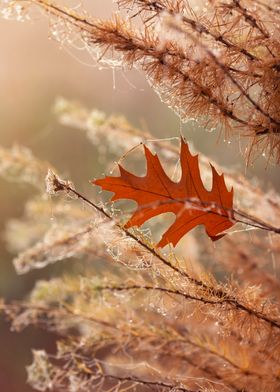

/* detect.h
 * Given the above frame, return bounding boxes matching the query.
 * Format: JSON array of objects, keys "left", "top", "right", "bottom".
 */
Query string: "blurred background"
[{"left": 0, "top": 1, "right": 279, "bottom": 390}]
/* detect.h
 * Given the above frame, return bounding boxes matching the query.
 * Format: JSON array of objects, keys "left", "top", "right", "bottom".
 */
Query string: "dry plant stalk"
[
  {"left": 0, "top": 1, "right": 280, "bottom": 392},
  {"left": 0, "top": 105, "right": 280, "bottom": 391},
  {"left": 2, "top": 0, "right": 280, "bottom": 161}
]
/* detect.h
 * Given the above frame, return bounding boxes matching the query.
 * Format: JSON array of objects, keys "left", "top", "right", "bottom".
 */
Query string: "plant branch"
[
  {"left": 118, "top": 0, "right": 258, "bottom": 61},
  {"left": 47, "top": 175, "right": 280, "bottom": 331}
]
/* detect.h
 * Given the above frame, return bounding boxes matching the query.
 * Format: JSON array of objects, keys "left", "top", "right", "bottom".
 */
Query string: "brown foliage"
[
  {"left": 0, "top": 113, "right": 279, "bottom": 391},
  {"left": 1, "top": 1, "right": 280, "bottom": 392},
  {"left": 94, "top": 138, "right": 234, "bottom": 246},
  {"left": 3, "top": 0, "right": 280, "bottom": 162}
]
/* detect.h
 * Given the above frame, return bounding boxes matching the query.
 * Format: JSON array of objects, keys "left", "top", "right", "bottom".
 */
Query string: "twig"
[{"left": 49, "top": 177, "right": 280, "bottom": 330}]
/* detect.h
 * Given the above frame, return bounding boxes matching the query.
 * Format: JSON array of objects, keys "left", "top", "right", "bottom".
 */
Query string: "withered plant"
[{"left": 1, "top": 1, "right": 280, "bottom": 392}]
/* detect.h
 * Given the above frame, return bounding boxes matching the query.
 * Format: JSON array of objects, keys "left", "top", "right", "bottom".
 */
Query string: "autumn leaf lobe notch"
[{"left": 93, "top": 138, "right": 234, "bottom": 247}]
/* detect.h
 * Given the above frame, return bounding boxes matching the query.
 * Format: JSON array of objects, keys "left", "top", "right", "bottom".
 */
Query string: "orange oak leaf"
[{"left": 93, "top": 138, "right": 234, "bottom": 247}]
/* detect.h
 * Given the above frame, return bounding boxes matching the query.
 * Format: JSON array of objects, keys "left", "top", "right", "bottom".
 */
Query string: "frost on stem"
[
  {"left": 13, "top": 222, "right": 95, "bottom": 274},
  {"left": 45, "top": 169, "right": 75, "bottom": 196},
  {"left": 27, "top": 350, "right": 55, "bottom": 392},
  {"left": 54, "top": 97, "right": 146, "bottom": 156},
  {"left": 3, "top": 0, "right": 280, "bottom": 162},
  {"left": 4, "top": 196, "right": 92, "bottom": 253},
  {"left": 1, "top": 2, "right": 280, "bottom": 391},
  {"left": 0, "top": 145, "right": 51, "bottom": 190},
  {"left": 12, "top": 171, "right": 156, "bottom": 274}
]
